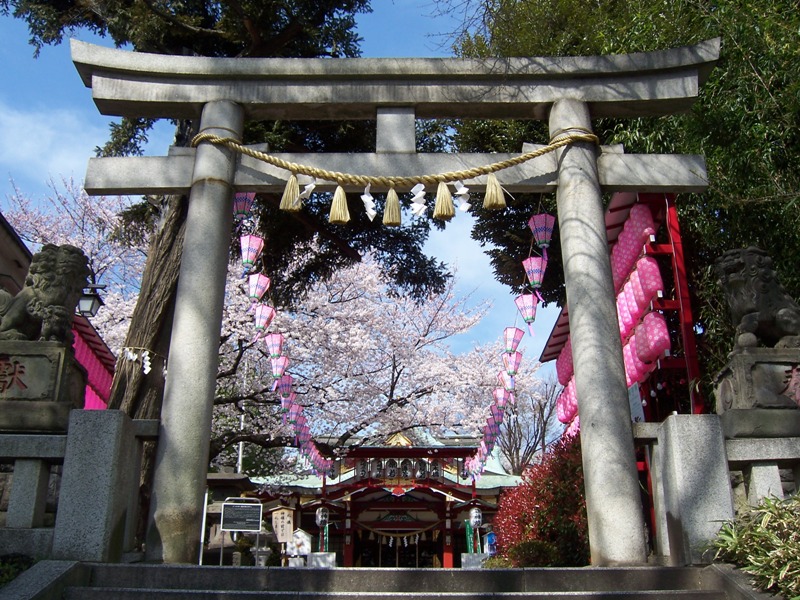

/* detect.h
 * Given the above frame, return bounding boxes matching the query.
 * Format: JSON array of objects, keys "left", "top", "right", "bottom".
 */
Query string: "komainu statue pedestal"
[
  {"left": 715, "top": 349, "right": 800, "bottom": 438},
  {"left": 0, "top": 341, "right": 87, "bottom": 432}
]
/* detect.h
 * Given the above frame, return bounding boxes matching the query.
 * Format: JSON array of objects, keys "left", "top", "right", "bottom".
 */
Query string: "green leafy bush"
[
  {"left": 712, "top": 495, "right": 800, "bottom": 599},
  {"left": 0, "top": 554, "right": 35, "bottom": 587},
  {"left": 493, "top": 435, "right": 589, "bottom": 567}
]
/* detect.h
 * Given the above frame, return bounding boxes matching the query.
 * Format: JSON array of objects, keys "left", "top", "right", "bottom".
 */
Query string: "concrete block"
[
  {"left": 52, "top": 410, "right": 139, "bottom": 562},
  {"left": 461, "top": 553, "right": 489, "bottom": 569},
  {"left": 6, "top": 459, "right": 50, "bottom": 528},
  {"left": 745, "top": 463, "right": 783, "bottom": 504},
  {"left": 308, "top": 552, "right": 336, "bottom": 568},
  {"left": 658, "top": 414, "right": 734, "bottom": 565}
]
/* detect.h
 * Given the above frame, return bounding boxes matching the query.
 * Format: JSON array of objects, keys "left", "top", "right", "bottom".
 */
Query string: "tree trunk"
[{"left": 106, "top": 193, "right": 187, "bottom": 547}]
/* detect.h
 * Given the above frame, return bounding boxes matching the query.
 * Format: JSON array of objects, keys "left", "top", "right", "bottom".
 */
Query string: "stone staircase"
[{"left": 3, "top": 562, "right": 764, "bottom": 600}]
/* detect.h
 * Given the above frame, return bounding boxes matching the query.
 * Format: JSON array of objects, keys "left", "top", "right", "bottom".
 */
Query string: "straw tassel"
[
  {"left": 328, "top": 184, "right": 350, "bottom": 224},
  {"left": 383, "top": 187, "right": 401, "bottom": 227},
  {"left": 433, "top": 182, "right": 455, "bottom": 221},
  {"left": 482, "top": 173, "right": 507, "bottom": 210},
  {"left": 280, "top": 173, "right": 301, "bottom": 212}
]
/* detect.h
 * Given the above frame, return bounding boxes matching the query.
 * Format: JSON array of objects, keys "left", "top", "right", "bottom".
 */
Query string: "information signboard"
[
  {"left": 221, "top": 502, "right": 263, "bottom": 532},
  {"left": 271, "top": 507, "right": 294, "bottom": 543}
]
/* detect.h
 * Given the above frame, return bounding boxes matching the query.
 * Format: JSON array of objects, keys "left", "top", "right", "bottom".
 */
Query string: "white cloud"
[{"left": 0, "top": 98, "right": 110, "bottom": 197}]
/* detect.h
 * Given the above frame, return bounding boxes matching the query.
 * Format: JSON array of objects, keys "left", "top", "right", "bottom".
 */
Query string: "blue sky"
[{"left": 0, "top": 1, "right": 560, "bottom": 364}]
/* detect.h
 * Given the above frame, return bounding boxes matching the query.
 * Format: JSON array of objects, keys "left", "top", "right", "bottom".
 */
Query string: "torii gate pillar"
[
  {"left": 550, "top": 99, "right": 647, "bottom": 564},
  {"left": 146, "top": 101, "right": 244, "bottom": 563}
]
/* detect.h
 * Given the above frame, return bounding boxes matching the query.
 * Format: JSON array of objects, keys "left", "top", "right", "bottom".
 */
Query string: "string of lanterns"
[
  {"left": 235, "top": 192, "right": 335, "bottom": 478},
  {"left": 463, "top": 212, "right": 556, "bottom": 480}
]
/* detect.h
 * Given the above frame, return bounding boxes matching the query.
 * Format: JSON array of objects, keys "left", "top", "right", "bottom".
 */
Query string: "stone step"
[
  {"left": 79, "top": 565, "right": 708, "bottom": 594},
  {"left": 63, "top": 589, "right": 728, "bottom": 600}
]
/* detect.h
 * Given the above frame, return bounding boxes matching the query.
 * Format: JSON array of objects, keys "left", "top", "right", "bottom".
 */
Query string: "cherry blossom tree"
[
  {"left": 496, "top": 375, "right": 563, "bottom": 475},
  {"left": 3, "top": 183, "right": 547, "bottom": 476}
]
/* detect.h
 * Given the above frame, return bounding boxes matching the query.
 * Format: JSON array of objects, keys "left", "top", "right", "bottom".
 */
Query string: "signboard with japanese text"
[
  {"left": 221, "top": 502, "right": 263, "bottom": 532},
  {"left": 271, "top": 507, "right": 294, "bottom": 543}
]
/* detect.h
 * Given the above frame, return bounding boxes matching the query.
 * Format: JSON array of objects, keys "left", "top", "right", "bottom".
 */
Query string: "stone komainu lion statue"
[
  {"left": 714, "top": 246, "right": 800, "bottom": 353},
  {"left": 0, "top": 244, "right": 91, "bottom": 345}
]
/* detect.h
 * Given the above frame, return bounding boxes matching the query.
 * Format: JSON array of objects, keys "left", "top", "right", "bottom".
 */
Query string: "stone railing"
[
  {"left": 0, "top": 411, "right": 158, "bottom": 561},
  {"left": 634, "top": 413, "right": 800, "bottom": 566}
]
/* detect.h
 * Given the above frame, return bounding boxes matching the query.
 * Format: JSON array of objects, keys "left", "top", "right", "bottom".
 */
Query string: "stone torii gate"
[{"left": 72, "top": 38, "right": 718, "bottom": 566}]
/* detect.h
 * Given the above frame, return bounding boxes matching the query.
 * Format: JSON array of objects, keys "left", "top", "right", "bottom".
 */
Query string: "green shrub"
[
  {"left": 0, "top": 554, "right": 35, "bottom": 587},
  {"left": 712, "top": 495, "right": 800, "bottom": 599},
  {"left": 483, "top": 555, "right": 512, "bottom": 569},
  {"left": 507, "top": 539, "right": 560, "bottom": 567}
]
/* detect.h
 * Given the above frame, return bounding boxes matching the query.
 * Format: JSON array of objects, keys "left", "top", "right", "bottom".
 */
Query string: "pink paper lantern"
[
  {"left": 270, "top": 355, "right": 290, "bottom": 379},
  {"left": 502, "top": 351, "right": 523, "bottom": 376},
  {"left": 555, "top": 338, "right": 573, "bottom": 386},
  {"left": 240, "top": 234, "right": 265, "bottom": 275},
  {"left": 280, "top": 391, "right": 297, "bottom": 411},
  {"left": 493, "top": 388, "right": 512, "bottom": 410},
  {"left": 634, "top": 256, "right": 664, "bottom": 308},
  {"left": 233, "top": 192, "right": 256, "bottom": 220},
  {"left": 557, "top": 378, "right": 578, "bottom": 424},
  {"left": 635, "top": 312, "right": 671, "bottom": 364},
  {"left": 514, "top": 294, "right": 538, "bottom": 334},
  {"left": 286, "top": 403, "right": 302, "bottom": 424},
  {"left": 497, "top": 371, "right": 515, "bottom": 393},
  {"left": 617, "top": 290, "right": 635, "bottom": 340},
  {"left": 630, "top": 270, "right": 649, "bottom": 314},
  {"left": 522, "top": 256, "right": 547, "bottom": 289},
  {"left": 263, "top": 332, "right": 285, "bottom": 358},
  {"left": 490, "top": 404, "right": 504, "bottom": 424},
  {"left": 248, "top": 273, "right": 271, "bottom": 304},
  {"left": 503, "top": 327, "right": 525, "bottom": 353},
  {"left": 612, "top": 228, "right": 641, "bottom": 284},
  {"left": 624, "top": 280, "right": 641, "bottom": 326},
  {"left": 626, "top": 204, "right": 656, "bottom": 244},
  {"left": 253, "top": 304, "right": 275, "bottom": 338},
  {"left": 275, "top": 374, "right": 294, "bottom": 398},
  {"left": 528, "top": 213, "right": 556, "bottom": 249},
  {"left": 627, "top": 334, "right": 653, "bottom": 383},
  {"left": 622, "top": 342, "right": 638, "bottom": 388}
]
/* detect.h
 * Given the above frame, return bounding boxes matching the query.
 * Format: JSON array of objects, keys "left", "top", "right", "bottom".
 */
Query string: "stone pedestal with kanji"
[{"left": 0, "top": 341, "right": 86, "bottom": 432}]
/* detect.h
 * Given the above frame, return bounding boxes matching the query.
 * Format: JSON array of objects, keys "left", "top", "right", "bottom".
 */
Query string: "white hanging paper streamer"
[
  {"left": 389, "top": 537, "right": 394, "bottom": 547},
  {"left": 298, "top": 178, "right": 317, "bottom": 201},
  {"left": 361, "top": 184, "right": 377, "bottom": 221},
  {"left": 454, "top": 181, "right": 471, "bottom": 211},
  {"left": 141, "top": 350, "right": 152, "bottom": 375},
  {"left": 124, "top": 348, "right": 138, "bottom": 362},
  {"left": 410, "top": 183, "right": 427, "bottom": 217}
]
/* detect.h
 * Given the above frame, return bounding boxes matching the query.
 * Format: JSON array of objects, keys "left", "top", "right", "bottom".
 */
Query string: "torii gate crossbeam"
[{"left": 71, "top": 38, "right": 719, "bottom": 566}]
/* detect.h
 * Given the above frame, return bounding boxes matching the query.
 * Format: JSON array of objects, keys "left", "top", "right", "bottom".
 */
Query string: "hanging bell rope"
[{"left": 191, "top": 129, "right": 599, "bottom": 191}]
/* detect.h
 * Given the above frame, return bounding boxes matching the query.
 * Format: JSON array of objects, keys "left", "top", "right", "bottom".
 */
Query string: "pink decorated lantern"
[
  {"left": 270, "top": 355, "right": 290, "bottom": 379},
  {"left": 233, "top": 192, "right": 256, "bottom": 220},
  {"left": 564, "top": 416, "right": 580, "bottom": 438},
  {"left": 528, "top": 213, "right": 556, "bottom": 252},
  {"left": 626, "top": 204, "right": 656, "bottom": 244},
  {"left": 622, "top": 342, "right": 638, "bottom": 388},
  {"left": 286, "top": 402, "right": 303, "bottom": 424},
  {"left": 490, "top": 404, "right": 504, "bottom": 424},
  {"left": 275, "top": 374, "right": 294, "bottom": 398},
  {"left": 280, "top": 391, "right": 297, "bottom": 411},
  {"left": 253, "top": 304, "right": 275, "bottom": 339},
  {"left": 627, "top": 334, "right": 653, "bottom": 382},
  {"left": 240, "top": 234, "right": 265, "bottom": 275},
  {"left": 617, "top": 290, "right": 635, "bottom": 340},
  {"left": 497, "top": 371, "right": 515, "bottom": 393},
  {"left": 634, "top": 256, "right": 664, "bottom": 308},
  {"left": 263, "top": 332, "right": 285, "bottom": 358},
  {"left": 248, "top": 273, "right": 271, "bottom": 304},
  {"left": 493, "top": 388, "right": 512, "bottom": 410},
  {"left": 502, "top": 351, "right": 523, "bottom": 376},
  {"left": 503, "top": 327, "right": 525, "bottom": 353},
  {"left": 514, "top": 294, "right": 538, "bottom": 334},
  {"left": 522, "top": 256, "right": 547, "bottom": 289},
  {"left": 557, "top": 378, "right": 578, "bottom": 424},
  {"left": 555, "top": 338, "right": 573, "bottom": 386},
  {"left": 624, "top": 280, "right": 641, "bottom": 326},
  {"left": 635, "top": 312, "right": 671, "bottom": 364}
]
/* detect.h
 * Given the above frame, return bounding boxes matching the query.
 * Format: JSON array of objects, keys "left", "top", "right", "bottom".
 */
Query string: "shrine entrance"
[{"left": 73, "top": 37, "right": 719, "bottom": 565}]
